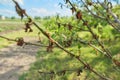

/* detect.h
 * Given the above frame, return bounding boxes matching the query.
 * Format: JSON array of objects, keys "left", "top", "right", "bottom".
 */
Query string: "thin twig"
[{"left": 0, "top": 35, "right": 48, "bottom": 47}]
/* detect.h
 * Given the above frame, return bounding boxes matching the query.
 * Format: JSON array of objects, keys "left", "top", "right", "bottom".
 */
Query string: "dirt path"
[{"left": 0, "top": 37, "right": 40, "bottom": 80}]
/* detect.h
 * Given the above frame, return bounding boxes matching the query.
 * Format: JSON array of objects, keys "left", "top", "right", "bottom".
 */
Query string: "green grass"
[
  {"left": 0, "top": 20, "right": 24, "bottom": 32},
  {"left": 0, "top": 25, "right": 41, "bottom": 48}
]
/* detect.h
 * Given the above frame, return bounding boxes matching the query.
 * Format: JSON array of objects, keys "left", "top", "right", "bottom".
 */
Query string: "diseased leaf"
[
  {"left": 17, "top": 37, "right": 24, "bottom": 46},
  {"left": 76, "top": 11, "right": 82, "bottom": 20},
  {"left": 113, "top": 59, "right": 120, "bottom": 67},
  {"left": 15, "top": 6, "right": 25, "bottom": 20},
  {"left": 25, "top": 18, "right": 33, "bottom": 32}
]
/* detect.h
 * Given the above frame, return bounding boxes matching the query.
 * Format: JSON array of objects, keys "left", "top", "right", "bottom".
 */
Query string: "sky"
[
  {"left": 0, "top": 0, "right": 118, "bottom": 18},
  {"left": 0, "top": 0, "right": 72, "bottom": 17}
]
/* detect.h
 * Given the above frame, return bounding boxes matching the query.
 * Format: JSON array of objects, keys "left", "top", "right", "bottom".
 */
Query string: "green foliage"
[
  {"left": 11, "top": 16, "right": 16, "bottom": 19},
  {"left": 34, "top": 16, "right": 41, "bottom": 20}
]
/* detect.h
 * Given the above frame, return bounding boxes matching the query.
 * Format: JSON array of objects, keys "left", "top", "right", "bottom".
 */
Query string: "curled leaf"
[
  {"left": 17, "top": 37, "right": 24, "bottom": 46},
  {"left": 83, "top": 21, "right": 88, "bottom": 26},
  {"left": 113, "top": 59, "right": 120, "bottom": 67},
  {"left": 15, "top": 6, "right": 25, "bottom": 20},
  {"left": 25, "top": 23, "right": 33, "bottom": 32},
  {"left": 76, "top": 11, "right": 82, "bottom": 20},
  {"left": 25, "top": 18, "right": 33, "bottom": 32}
]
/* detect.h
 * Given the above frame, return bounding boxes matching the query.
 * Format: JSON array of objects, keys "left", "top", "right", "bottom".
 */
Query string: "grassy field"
[
  {"left": 0, "top": 19, "right": 42, "bottom": 48},
  {"left": 0, "top": 19, "right": 24, "bottom": 32}
]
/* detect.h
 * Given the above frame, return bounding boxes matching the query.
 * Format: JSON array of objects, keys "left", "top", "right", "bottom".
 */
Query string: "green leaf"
[{"left": 78, "top": 43, "right": 82, "bottom": 49}]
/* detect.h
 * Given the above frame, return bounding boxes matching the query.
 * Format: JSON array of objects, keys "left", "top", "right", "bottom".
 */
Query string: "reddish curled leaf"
[
  {"left": 25, "top": 23, "right": 33, "bottom": 32},
  {"left": 113, "top": 59, "right": 120, "bottom": 67},
  {"left": 22, "top": 9, "right": 26, "bottom": 15},
  {"left": 17, "top": 38, "right": 24, "bottom": 46},
  {"left": 76, "top": 11, "right": 82, "bottom": 20},
  {"left": 83, "top": 21, "right": 88, "bottom": 26},
  {"left": 25, "top": 18, "right": 33, "bottom": 32},
  {"left": 15, "top": 6, "right": 25, "bottom": 20}
]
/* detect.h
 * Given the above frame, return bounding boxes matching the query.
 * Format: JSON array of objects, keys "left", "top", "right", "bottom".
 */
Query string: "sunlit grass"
[{"left": 0, "top": 25, "right": 41, "bottom": 49}]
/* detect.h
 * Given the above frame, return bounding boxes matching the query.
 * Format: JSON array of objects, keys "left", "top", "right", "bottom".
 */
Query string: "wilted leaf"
[
  {"left": 83, "top": 21, "right": 88, "bottom": 26},
  {"left": 15, "top": 6, "right": 25, "bottom": 20},
  {"left": 113, "top": 59, "right": 120, "bottom": 67},
  {"left": 25, "top": 18, "right": 33, "bottom": 32},
  {"left": 76, "top": 11, "right": 82, "bottom": 20},
  {"left": 17, "top": 37, "right": 24, "bottom": 46}
]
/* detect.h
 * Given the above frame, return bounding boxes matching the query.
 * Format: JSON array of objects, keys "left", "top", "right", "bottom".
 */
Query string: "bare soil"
[{"left": 0, "top": 37, "right": 40, "bottom": 80}]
